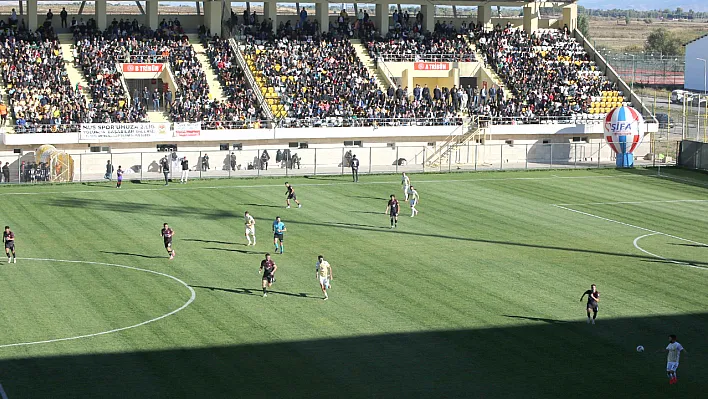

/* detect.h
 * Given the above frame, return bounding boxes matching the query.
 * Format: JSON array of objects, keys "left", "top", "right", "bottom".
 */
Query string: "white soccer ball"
[{"left": 636, "top": 345, "right": 644, "bottom": 352}]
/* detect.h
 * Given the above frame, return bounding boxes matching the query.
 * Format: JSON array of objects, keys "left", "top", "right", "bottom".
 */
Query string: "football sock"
[
  {"left": 263, "top": 287, "right": 267, "bottom": 294},
  {"left": 275, "top": 243, "right": 279, "bottom": 251},
  {"left": 280, "top": 244, "right": 284, "bottom": 253}
]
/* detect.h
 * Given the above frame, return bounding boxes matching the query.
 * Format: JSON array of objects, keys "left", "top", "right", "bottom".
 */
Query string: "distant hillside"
[{"left": 580, "top": 0, "right": 708, "bottom": 12}]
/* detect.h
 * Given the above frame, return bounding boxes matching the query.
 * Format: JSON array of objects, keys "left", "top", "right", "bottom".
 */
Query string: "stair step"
[
  {"left": 186, "top": 34, "right": 226, "bottom": 102},
  {"left": 350, "top": 40, "right": 389, "bottom": 92}
]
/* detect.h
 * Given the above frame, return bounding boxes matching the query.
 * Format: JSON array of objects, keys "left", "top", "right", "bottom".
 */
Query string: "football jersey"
[
  {"left": 245, "top": 215, "right": 255, "bottom": 226},
  {"left": 666, "top": 342, "right": 684, "bottom": 362},
  {"left": 261, "top": 259, "right": 275, "bottom": 275},
  {"left": 388, "top": 199, "right": 399, "bottom": 212},
  {"left": 3, "top": 230, "right": 14, "bottom": 242},
  {"left": 161, "top": 228, "right": 173, "bottom": 239},
  {"left": 317, "top": 261, "right": 330, "bottom": 277},
  {"left": 273, "top": 221, "right": 285, "bottom": 233},
  {"left": 408, "top": 189, "right": 419, "bottom": 200},
  {"left": 402, "top": 176, "right": 410, "bottom": 186}
]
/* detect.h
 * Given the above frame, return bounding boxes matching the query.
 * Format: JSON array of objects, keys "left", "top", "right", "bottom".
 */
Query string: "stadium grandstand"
[{"left": 0, "top": 0, "right": 659, "bottom": 182}]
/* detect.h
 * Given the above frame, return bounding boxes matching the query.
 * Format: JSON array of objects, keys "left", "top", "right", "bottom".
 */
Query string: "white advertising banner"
[
  {"left": 174, "top": 122, "right": 202, "bottom": 137},
  {"left": 80, "top": 123, "right": 170, "bottom": 143}
]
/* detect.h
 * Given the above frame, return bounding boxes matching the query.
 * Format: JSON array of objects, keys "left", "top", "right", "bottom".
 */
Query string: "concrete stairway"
[
  {"left": 463, "top": 36, "right": 511, "bottom": 100},
  {"left": 426, "top": 117, "right": 484, "bottom": 167},
  {"left": 0, "top": 80, "right": 12, "bottom": 133},
  {"left": 186, "top": 34, "right": 225, "bottom": 102},
  {"left": 350, "top": 39, "right": 392, "bottom": 92},
  {"left": 57, "top": 33, "right": 93, "bottom": 103}
]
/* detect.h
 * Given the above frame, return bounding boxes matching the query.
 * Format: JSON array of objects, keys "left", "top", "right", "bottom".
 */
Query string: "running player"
[
  {"left": 401, "top": 172, "right": 410, "bottom": 200},
  {"left": 116, "top": 165, "right": 124, "bottom": 188},
  {"left": 284, "top": 182, "right": 301, "bottom": 208},
  {"left": 580, "top": 284, "right": 600, "bottom": 324},
  {"left": 657, "top": 334, "right": 687, "bottom": 385},
  {"left": 161, "top": 223, "right": 175, "bottom": 260},
  {"left": 385, "top": 195, "right": 399, "bottom": 228},
  {"left": 316, "top": 255, "right": 333, "bottom": 300},
  {"left": 244, "top": 211, "right": 256, "bottom": 246},
  {"left": 3, "top": 226, "right": 15, "bottom": 263},
  {"left": 260, "top": 253, "right": 277, "bottom": 297},
  {"left": 407, "top": 185, "right": 419, "bottom": 217},
  {"left": 272, "top": 216, "right": 286, "bottom": 253}
]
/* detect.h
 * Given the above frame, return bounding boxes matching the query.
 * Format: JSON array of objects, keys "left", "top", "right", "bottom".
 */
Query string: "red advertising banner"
[
  {"left": 122, "top": 63, "right": 164, "bottom": 73},
  {"left": 413, "top": 62, "right": 450, "bottom": 71}
]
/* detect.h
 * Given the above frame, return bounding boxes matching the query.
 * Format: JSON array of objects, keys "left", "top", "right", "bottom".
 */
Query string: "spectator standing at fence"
[
  {"left": 160, "top": 156, "right": 170, "bottom": 185},
  {"left": 351, "top": 154, "right": 360, "bottom": 182},
  {"left": 9, "top": 9, "right": 17, "bottom": 26},
  {"left": 2, "top": 162, "right": 10, "bottom": 183},
  {"left": 201, "top": 153, "right": 210, "bottom": 171},
  {"left": 261, "top": 150, "right": 270, "bottom": 170},
  {"left": 180, "top": 156, "right": 189, "bottom": 183},
  {"left": 143, "top": 88, "right": 150, "bottom": 107},
  {"left": 165, "top": 90, "right": 172, "bottom": 112},
  {"left": 60, "top": 8, "right": 68, "bottom": 28},
  {"left": 230, "top": 152, "right": 237, "bottom": 171},
  {"left": 105, "top": 160, "right": 113, "bottom": 180},
  {"left": 46, "top": 9, "right": 53, "bottom": 25},
  {"left": 152, "top": 88, "right": 160, "bottom": 111}
]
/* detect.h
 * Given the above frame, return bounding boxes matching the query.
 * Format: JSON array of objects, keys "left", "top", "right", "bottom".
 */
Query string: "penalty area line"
[
  {"left": 633, "top": 234, "right": 707, "bottom": 271},
  {"left": 555, "top": 199, "right": 708, "bottom": 206}
]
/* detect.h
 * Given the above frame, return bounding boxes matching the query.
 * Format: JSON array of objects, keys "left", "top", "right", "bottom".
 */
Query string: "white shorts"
[
  {"left": 245, "top": 226, "right": 255, "bottom": 235},
  {"left": 666, "top": 362, "right": 679, "bottom": 372},
  {"left": 319, "top": 276, "right": 330, "bottom": 288},
  {"left": 403, "top": 185, "right": 409, "bottom": 194}
]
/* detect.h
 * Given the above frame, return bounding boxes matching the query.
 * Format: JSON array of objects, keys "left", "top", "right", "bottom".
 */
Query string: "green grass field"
[{"left": 0, "top": 168, "right": 706, "bottom": 398}]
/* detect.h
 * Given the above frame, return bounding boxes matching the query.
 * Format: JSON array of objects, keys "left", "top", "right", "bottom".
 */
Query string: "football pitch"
[{"left": 0, "top": 168, "right": 706, "bottom": 398}]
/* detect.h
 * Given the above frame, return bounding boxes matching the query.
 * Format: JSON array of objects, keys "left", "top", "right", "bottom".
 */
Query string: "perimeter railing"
[
  {"left": 372, "top": 52, "right": 477, "bottom": 63},
  {"left": 0, "top": 140, "right": 681, "bottom": 184}
]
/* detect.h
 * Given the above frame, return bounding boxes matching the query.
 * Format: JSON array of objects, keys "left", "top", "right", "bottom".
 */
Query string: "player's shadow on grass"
[
  {"left": 182, "top": 238, "right": 238, "bottom": 245},
  {"left": 349, "top": 210, "right": 386, "bottom": 215},
  {"left": 350, "top": 195, "right": 389, "bottom": 201},
  {"left": 503, "top": 315, "right": 572, "bottom": 324},
  {"left": 190, "top": 285, "right": 316, "bottom": 299},
  {"left": 670, "top": 243, "right": 708, "bottom": 248},
  {"left": 100, "top": 251, "right": 165, "bottom": 259},
  {"left": 241, "top": 203, "right": 283, "bottom": 208},
  {"left": 641, "top": 258, "right": 707, "bottom": 269},
  {"left": 204, "top": 247, "right": 266, "bottom": 255}
]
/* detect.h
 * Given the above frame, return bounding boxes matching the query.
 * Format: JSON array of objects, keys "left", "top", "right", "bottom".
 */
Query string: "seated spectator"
[{"left": 0, "top": 25, "right": 91, "bottom": 132}]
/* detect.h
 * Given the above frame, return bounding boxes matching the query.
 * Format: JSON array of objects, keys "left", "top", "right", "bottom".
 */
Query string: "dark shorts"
[
  {"left": 5, "top": 242, "right": 14, "bottom": 250},
  {"left": 273, "top": 233, "right": 284, "bottom": 241},
  {"left": 287, "top": 193, "right": 296, "bottom": 200},
  {"left": 390, "top": 210, "right": 398, "bottom": 217},
  {"left": 262, "top": 274, "right": 274, "bottom": 283},
  {"left": 587, "top": 302, "right": 598, "bottom": 312},
  {"left": 164, "top": 239, "right": 172, "bottom": 248}
]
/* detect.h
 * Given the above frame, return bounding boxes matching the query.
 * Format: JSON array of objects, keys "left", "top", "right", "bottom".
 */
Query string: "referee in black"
[{"left": 351, "top": 154, "right": 360, "bottom": 182}]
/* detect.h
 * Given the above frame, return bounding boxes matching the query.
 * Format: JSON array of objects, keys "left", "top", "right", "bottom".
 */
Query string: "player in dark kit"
[
  {"left": 161, "top": 223, "right": 175, "bottom": 260},
  {"left": 4, "top": 226, "right": 16, "bottom": 263},
  {"left": 385, "top": 195, "right": 399, "bottom": 228},
  {"left": 260, "top": 253, "right": 278, "bottom": 297},
  {"left": 580, "top": 284, "right": 600, "bottom": 324},
  {"left": 284, "top": 182, "right": 301, "bottom": 208}
]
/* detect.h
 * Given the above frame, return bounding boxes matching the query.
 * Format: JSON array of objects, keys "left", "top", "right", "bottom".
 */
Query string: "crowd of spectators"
[
  {"left": 473, "top": 25, "right": 617, "bottom": 120},
  {"left": 73, "top": 18, "right": 149, "bottom": 123},
  {"left": 246, "top": 30, "right": 462, "bottom": 127},
  {"left": 366, "top": 16, "right": 475, "bottom": 62},
  {"left": 0, "top": 26, "right": 90, "bottom": 132},
  {"left": 203, "top": 35, "right": 265, "bottom": 128}
]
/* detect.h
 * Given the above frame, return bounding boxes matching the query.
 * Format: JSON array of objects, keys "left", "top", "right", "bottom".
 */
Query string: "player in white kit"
[
  {"left": 244, "top": 211, "right": 256, "bottom": 245},
  {"left": 407, "top": 186, "right": 419, "bottom": 217},
  {"left": 316, "top": 255, "right": 333, "bottom": 300},
  {"left": 401, "top": 173, "right": 410, "bottom": 200},
  {"left": 657, "top": 334, "right": 687, "bottom": 385}
]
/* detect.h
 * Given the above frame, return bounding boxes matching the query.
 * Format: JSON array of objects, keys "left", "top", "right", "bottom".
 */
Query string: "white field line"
[
  {"left": 632, "top": 233, "right": 707, "bottom": 271},
  {"left": 552, "top": 205, "right": 708, "bottom": 247},
  {"left": 0, "top": 383, "right": 8, "bottom": 399},
  {"left": 0, "top": 174, "right": 641, "bottom": 197},
  {"left": 0, "top": 258, "right": 196, "bottom": 349},
  {"left": 555, "top": 199, "right": 708, "bottom": 206}
]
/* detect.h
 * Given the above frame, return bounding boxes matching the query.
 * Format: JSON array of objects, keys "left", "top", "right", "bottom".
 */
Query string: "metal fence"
[
  {"left": 1, "top": 141, "right": 680, "bottom": 184},
  {"left": 598, "top": 52, "right": 684, "bottom": 86},
  {"left": 677, "top": 140, "right": 708, "bottom": 171}
]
